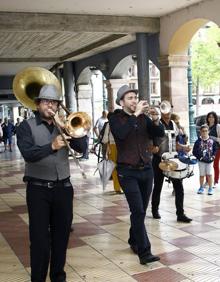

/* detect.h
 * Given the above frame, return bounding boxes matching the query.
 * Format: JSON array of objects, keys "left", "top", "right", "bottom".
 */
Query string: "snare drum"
[{"left": 163, "top": 158, "right": 192, "bottom": 179}]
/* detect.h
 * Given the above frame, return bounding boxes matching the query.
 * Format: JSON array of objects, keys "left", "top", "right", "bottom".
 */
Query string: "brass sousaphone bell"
[{"left": 13, "top": 67, "right": 91, "bottom": 138}]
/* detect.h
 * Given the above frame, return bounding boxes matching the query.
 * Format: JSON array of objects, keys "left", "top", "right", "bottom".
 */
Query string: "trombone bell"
[
  {"left": 160, "top": 100, "right": 172, "bottom": 114},
  {"left": 65, "top": 112, "right": 92, "bottom": 138}
]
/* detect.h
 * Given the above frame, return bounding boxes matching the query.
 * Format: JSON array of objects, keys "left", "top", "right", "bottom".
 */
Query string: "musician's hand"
[
  {"left": 51, "top": 134, "right": 71, "bottom": 150},
  {"left": 184, "top": 145, "right": 191, "bottom": 153},
  {"left": 150, "top": 108, "right": 160, "bottom": 122},
  {"left": 47, "top": 109, "right": 56, "bottom": 117},
  {"left": 134, "top": 100, "right": 149, "bottom": 117},
  {"left": 53, "top": 112, "right": 65, "bottom": 129},
  {"left": 151, "top": 146, "right": 159, "bottom": 154}
]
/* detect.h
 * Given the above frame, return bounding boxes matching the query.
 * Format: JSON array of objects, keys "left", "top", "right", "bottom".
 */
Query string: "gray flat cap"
[
  {"left": 35, "top": 84, "right": 61, "bottom": 102},
  {"left": 116, "top": 85, "right": 138, "bottom": 105}
]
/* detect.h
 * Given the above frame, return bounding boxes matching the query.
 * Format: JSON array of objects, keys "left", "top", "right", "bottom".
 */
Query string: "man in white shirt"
[{"left": 93, "top": 111, "right": 108, "bottom": 138}]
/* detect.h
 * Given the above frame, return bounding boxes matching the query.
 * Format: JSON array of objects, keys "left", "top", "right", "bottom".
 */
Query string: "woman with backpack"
[{"left": 101, "top": 112, "right": 123, "bottom": 193}]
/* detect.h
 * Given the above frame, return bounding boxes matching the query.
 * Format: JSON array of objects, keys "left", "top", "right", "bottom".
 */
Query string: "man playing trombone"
[
  {"left": 16, "top": 84, "right": 86, "bottom": 282},
  {"left": 109, "top": 85, "right": 164, "bottom": 265}
]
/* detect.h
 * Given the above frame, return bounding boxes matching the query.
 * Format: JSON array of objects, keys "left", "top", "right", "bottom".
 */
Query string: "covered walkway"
[{"left": 1, "top": 144, "right": 220, "bottom": 281}]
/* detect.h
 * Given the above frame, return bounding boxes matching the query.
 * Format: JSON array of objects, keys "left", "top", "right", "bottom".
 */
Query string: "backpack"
[{"left": 98, "top": 121, "right": 109, "bottom": 144}]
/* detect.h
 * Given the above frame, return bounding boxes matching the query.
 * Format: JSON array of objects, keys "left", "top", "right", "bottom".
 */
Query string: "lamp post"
[
  {"left": 102, "top": 73, "right": 107, "bottom": 111},
  {"left": 188, "top": 45, "right": 197, "bottom": 144}
]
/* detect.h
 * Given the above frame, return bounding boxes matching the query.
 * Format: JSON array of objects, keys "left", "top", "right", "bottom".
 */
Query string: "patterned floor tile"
[
  {"left": 83, "top": 213, "right": 121, "bottom": 226},
  {"left": 2, "top": 149, "right": 220, "bottom": 281},
  {"left": 168, "top": 235, "right": 208, "bottom": 248},
  {"left": 159, "top": 249, "right": 197, "bottom": 266},
  {"left": 170, "top": 258, "right": 220, "bottom": 281},
  {"left": 196, "top": 229, "right": 220, "bottom": 244},
  {"left": 185, "top": 242, "right": 220, "bottom": 266},
  {"left": 132, "top": 267, "right": 187, "bottom": 282}
]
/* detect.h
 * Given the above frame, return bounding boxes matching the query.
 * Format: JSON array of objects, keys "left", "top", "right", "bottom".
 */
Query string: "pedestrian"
[
  {"left": 93, "top": 110, "right": 108, "bottom": 138},
  {"left": 101, "top": 111, "right": 123, "bottom": 193},
  {"left": 2, "top": 117, "right": 15, "bottom": 152},
  {"left": 193, "top": 124, "right": 217, "bottom": 195},
  {"left": 109, "top": 84, "right": 164, "bottom": 265},
  {"left": 206, "top": 111, "right": 220, "bottom": 188}
]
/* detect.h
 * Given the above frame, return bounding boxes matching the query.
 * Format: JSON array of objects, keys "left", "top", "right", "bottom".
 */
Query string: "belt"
[
  {"left": 118, "top": 164, "right": 148, "bottom": 170},
  {"left": 29, "top": 180, "right": 72, "bottom": 189}
]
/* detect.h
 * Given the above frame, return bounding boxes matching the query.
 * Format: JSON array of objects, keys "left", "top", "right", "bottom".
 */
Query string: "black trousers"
[
  {"left": 151, "top": 155, "right": 184, "bottom": 216},
  {"left": 117, "top": 165, "right": 153, "bottom": 256},
  {"left": 26, "top": 181, "right": 73, "bottom": 282}
]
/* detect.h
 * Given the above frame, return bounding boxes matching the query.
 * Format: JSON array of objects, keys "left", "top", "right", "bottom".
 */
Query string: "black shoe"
[
  {"left": 130, "top": 244, "right": 138, "bottom": 254},
  {"left": 152, "top": 211, "right": 161, "bottom": 219},
  {"left": 139, "top": 254, "right": 160, "bottom": 265},
  {"left": 177, "top": 214, "right": 192, "bottom": 223}
]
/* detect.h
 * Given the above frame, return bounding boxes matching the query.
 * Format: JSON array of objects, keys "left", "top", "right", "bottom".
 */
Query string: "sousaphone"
[{"left": 13, "top": 67, "right": 91, "bottom": 138}]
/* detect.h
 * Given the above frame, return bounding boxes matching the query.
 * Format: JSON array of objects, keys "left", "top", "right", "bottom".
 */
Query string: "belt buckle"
[
  {"left": 47, "top": 182, "right": 54, "bottom": 188},
  {"left": 138, "top": 165, "right": 145, "bottom": 170}
]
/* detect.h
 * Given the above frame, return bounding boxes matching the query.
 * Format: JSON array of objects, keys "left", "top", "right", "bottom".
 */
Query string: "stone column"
[
  {"left": 63, "top": 62, "right": 76, "bottom": 112},
  {"left": 12, "top": 106, "right": 19, "bottom": 123},
  {"left": 136, "top": 33, "right": 150, "bottom": 101},
  {"left": 77, "top": 83, "right": 92, "bottom": 118},
  {"left": 159, "top": 54, "right": 189, "bottom": 131},
  {"left": 104, "top": 79, "right": 128, "bottom": 112}
]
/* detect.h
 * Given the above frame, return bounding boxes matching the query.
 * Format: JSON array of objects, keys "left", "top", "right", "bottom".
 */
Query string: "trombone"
[
  {"left": 146, "top": 100, "right": 172, "bottom": 117},
  {"left": 13, "top": 66, "right": 92, "bottom": 178}
]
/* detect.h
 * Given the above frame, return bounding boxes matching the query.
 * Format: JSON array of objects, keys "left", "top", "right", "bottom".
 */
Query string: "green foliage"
[{"left": 191, "top": 25, "right": 220, "bottom": 88}]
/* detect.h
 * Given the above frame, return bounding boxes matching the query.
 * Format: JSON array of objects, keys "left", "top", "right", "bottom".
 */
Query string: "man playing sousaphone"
[
  {"left": 16, "top": 84, "right": 87, "bottom": 282},
  {"left": 109, "top": 85, "right": 165, "bottom": 265},
  {"left": 151, "top": 106, "right": 192, "bottom": 223}
]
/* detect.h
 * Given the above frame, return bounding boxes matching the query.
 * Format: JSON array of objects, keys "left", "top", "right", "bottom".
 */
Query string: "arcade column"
[
  {"left": 104, "top": 79, "right": 128, "bottom": 112},
  {"left": 159, "top": 54, "right": 189, "bottom": 130}
]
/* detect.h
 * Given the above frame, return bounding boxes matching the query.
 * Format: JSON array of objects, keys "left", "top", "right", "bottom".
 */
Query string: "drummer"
[{"left": 151, "top": 107, "right": 192, "bottom": 223}]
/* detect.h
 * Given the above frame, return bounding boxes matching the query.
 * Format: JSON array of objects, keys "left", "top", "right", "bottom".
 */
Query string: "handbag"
[{"left": 97, "top": 159, "right": 115, "bottom": 190}]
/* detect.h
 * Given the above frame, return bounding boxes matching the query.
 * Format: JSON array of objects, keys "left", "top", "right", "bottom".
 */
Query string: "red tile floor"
[{"left": 1, "top": 143, "right": 220, "bottom": 281}]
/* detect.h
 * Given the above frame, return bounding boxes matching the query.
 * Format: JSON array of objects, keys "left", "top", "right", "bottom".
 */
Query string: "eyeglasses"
[{"left": 40, "top": 99, "right": 59, "bottom": 106}]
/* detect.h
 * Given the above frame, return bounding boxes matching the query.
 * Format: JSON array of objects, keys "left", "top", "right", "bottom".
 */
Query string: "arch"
[
  {"left": 77, "top": 66, "right": 105, "bottom": 85},
  {"left": 77, "top": 67, "right": 94, "bottom": 85},
  {"left": 110, "top": 55, "right": 135, "bottom": 79},
  {"left": 168, "top": 19, "right": 209, "bottom": 55},
  {"left": 160, "top": 0, "right": 220, "bottom": 55}
]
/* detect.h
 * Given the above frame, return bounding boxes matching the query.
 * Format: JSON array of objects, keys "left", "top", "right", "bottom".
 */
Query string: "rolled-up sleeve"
[
  {"left": 69, "top": 135, "right": 87, "bottom": 153},
  {"left": 146, "top": 116, "right": 165, "bottom": 138}
]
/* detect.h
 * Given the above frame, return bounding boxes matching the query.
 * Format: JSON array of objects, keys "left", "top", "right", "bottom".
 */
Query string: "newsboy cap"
[
  {"left": 116, "top": 85, "right": 138, "bottom": 106},
  {"left": 35, "top": 84, "right": 62, "bottom": 102}
]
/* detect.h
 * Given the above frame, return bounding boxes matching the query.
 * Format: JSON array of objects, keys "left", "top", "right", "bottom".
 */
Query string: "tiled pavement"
[{"left": 1, "top": 144, "right": 220, "bottom": 281}]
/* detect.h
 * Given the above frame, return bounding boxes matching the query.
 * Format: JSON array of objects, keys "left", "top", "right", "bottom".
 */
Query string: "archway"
[{"left": 160, "top": 16, "right": 219, "bottom": 137}]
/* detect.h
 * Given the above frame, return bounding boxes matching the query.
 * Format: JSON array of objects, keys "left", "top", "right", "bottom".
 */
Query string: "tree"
[{"left": 191, "top": 24, "right": 220, "bottom": 90}]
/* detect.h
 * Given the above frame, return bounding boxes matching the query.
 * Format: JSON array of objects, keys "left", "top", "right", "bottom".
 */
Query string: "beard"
[{"left": 39, "top": 109, "right": 54, "bottom": 121}]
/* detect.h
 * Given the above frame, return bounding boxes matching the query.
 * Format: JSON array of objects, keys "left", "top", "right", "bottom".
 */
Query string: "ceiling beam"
[
  {"left": 0, "top": 34, "right": 128, "bottom": 62},
  {"left": 0, "top": 12, "right": 159, "bottom": 33},
  {"left": 61, "top": 34, "right": 126, "bottom": 61},
  {"left": 0, "top": 58, "right": 58, "bottom": 62}
]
